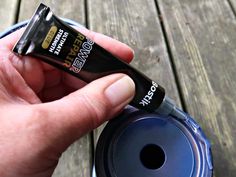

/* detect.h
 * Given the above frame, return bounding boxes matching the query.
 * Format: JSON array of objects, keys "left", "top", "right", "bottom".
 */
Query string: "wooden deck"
[{"left": 1, "top": 0, "right": 236, "bottom": 176}]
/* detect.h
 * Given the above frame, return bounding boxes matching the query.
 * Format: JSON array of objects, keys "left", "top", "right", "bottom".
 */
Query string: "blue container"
[{"left": 95, "top": 107, "right": 213, "bottom": 177}]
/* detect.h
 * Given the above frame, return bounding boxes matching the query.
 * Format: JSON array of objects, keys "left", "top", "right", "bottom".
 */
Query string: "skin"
[{"left": 0, "top": 28, "right": 135, "bottom": 177}]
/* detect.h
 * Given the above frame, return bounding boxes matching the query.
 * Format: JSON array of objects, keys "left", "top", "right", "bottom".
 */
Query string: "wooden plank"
[
  {"left": 158, "top": 0, "right": 236, "bottom": 176},
  {"left": 228, "top": 0, "right": 236, "bottom": 15},
  {"left": 0, "top": 0, "right": 19, "bottom": 32},
  {"left": 87, "top": 0, "right": 181, "bottom": 144},
  {"left": 52, "top": 136, "right": 92, "bottom": 177},
  {"left": 18, "top": 0, "right": 85, "bottom": 23},
  {"left": 18, "top": 1, "right": 92, "bottom": 177}
]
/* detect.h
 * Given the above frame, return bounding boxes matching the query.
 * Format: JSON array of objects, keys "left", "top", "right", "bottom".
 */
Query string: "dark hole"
[{"left": 140, "top": 144, "right": 165, "bottom": 170}]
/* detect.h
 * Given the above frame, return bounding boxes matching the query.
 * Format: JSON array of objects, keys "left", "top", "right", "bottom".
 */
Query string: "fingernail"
[{"left": 105, "top": 76, "right": 135, "bottom": 106}]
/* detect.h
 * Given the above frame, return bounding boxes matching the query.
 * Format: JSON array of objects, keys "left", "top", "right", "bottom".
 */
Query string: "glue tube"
[{"left": 13, "top": 3, "right": 186, "bottom": 120}]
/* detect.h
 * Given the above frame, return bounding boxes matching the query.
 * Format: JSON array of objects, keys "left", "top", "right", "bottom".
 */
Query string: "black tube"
[{"left": 13, "top": 3, "right": 165, "bottom": 112}]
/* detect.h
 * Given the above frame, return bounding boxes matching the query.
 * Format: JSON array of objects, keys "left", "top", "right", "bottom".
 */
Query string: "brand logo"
[
  {"left": 139, "top": 81, "right": 158, "bottom": 106},
  {"left": 70, "top": 37, "right": 94, "bottom": 73}
]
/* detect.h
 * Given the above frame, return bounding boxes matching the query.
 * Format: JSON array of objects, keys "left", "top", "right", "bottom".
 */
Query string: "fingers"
[
  {"left": 77, "top": 28, "right": 134, "bottom": 63},
  {"left": 34, "top": 74, "right": 135, "bottom": 148},
  {"left": 0, "top": 28, "right": 25, "bottom": 49}
]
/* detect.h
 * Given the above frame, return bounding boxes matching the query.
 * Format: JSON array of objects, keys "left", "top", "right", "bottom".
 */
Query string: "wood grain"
[
  {"left": 228, "top": 0, "right": 236, "bottom": 15},
  {"left": 52, "top": 136, "right": 92, "bottom": 177},
  {"left": 158, "top": 0, "right": 236, "bottom": 176},
  {"left": 0, "top": 0, "right": 18, "bottom": 32},
  {"left": 18, "top": 0, "right": 85, "bottom": 23},
  {"left": 87, "top": 0, "right": 181, "bottom": 144},
  {"left": 18, "top": 1, "right": 92, "bottom": 177}
]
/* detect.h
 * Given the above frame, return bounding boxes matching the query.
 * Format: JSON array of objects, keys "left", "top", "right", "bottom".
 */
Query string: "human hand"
[{"left": 0, "top": 28, "right": 135, "bottom": 177}]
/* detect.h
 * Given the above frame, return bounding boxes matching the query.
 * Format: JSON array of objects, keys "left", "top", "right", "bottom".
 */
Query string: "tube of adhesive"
[{"left": 13, "top": 3, "right": 186, "bottom": 120}]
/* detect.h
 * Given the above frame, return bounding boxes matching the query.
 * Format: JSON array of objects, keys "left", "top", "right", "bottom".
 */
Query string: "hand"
[{"left": 0, "top": 28, "right": 135, "bottom": 177}]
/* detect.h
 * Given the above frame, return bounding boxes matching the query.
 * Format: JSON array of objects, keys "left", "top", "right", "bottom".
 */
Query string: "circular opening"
[{"left": 140, "top": 144, "right": 165, "bottom": 170}]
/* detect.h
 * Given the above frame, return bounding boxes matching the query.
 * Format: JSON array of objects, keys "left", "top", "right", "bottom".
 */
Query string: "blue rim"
[{"left": 95, "top": 107, "right": 213, "bottom": 177}]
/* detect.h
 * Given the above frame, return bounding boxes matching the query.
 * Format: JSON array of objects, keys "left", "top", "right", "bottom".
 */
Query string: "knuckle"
[
  {"left": 86, "top": 30, "right": 96, "bottom": 41},
  {"left": 27, "top": 106, "right": 50, "bottom": 132},
  {"left": 79, "top": 93, "right": 110, "bottom": 128},
  {"left": 31, "top": 106, "right": 48, "bottom": 119}
]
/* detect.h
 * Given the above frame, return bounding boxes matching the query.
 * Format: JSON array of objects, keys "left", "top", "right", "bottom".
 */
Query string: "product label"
[
  {"left": 64, "top": 33, "right": 94, "bottom": 73},
  {"left": 42, "top": 26, "right": 58, "bottom": 49},
  {"left": 42, "top": 26, "right": 69, "bottom": 56},
  {"left": 13, "top": 3, "right": 166, "bottom": 113},
  {"left": 64, "top": 33, "right": 85, "bottom": 68},
  {"left": 42, "top": 26, "right": 94, "bottom": 74},
  {"left": 139, "top": 81, "right": 158, "bottom": 106}
]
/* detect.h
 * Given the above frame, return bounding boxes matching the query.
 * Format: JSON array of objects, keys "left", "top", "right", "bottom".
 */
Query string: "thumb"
[{"left": 35, "top": 73, "right": 135, "bottom": 147}]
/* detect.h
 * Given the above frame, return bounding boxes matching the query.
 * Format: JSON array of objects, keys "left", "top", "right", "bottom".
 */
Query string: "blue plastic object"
[{"left": 95, "top": 107, "right": 213, "bottom": 177}]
